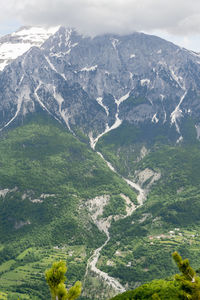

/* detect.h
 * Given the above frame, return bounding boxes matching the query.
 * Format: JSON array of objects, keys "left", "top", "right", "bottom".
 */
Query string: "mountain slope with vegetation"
[
  {"left": 95, "top": 118, "right": 200, "bottom": 291},
  {"left": 0, "top": 114, "right": 137, "bottom": 299}
]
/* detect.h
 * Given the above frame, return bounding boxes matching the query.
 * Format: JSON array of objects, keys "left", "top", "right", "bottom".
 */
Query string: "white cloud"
[{"left": 1, "top": 0, "right": 200, "bottom": 39}]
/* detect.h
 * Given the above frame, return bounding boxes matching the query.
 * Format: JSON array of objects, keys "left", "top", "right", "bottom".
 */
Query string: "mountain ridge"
[{"left": 1, "top": 26, "right": 200, "bottom": 144}]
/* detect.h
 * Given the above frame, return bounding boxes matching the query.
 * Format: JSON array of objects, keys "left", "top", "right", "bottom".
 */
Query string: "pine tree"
[
  {"left": 172, "top": 251, "right": 200, "bottom": 299},
  {"left": 45, "top": 260, "right": 82, "bottom": 300}
]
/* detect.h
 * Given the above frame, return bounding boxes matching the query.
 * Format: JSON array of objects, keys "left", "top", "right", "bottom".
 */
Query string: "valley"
[{"left": 84, "top": 152, "right": 146, "bottom": 296}]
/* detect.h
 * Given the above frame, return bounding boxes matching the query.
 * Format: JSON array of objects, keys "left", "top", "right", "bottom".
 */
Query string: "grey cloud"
[{"left": 1, "top": 0, "right": 200, "bottom": 37}]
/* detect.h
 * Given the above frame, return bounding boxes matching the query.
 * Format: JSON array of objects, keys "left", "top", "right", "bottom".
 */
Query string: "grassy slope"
[
  {"left": 0, "top": 114, "right": 137, "bottom": 299},
  {"left": 96, "top": 120, "right": 200, "bottom": 290}
]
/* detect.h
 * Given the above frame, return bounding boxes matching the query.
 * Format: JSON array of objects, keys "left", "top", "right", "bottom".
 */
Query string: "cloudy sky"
[{"left": 1, "top": 0, "right": 200, "bottom": 51}]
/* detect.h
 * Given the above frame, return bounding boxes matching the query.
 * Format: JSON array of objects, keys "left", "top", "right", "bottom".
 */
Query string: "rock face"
[{"left": 1, "top": 26, "right": 200, "bottom": 140}]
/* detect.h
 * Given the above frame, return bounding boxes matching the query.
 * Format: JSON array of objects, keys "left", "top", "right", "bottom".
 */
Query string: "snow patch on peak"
[
  {"left": 169, "top": 68, "right": 184, "bottom": 87},
  {"left": 160, "top": 94, "right": 165, "bottom": 100},
  {"left": 117, "top": 92, "right": 130, "bottom": 105},
  {"left": 13, "top": 26, "right": 60, "bottom": 43},
  {"left": 0, "top": 43, "right": 32, "bottom": 71},
  {"left": 170, "top": 90, "right": 187, "bottom": 133},
  {"left": 90, "top": 92, "right": 131, "bottom": 150},
  {"left": 0, "top": 86, "right": 32, "bottom": 131},
  {"left": 81, "top": 65, "right": 98, "bottom": 72},
  {"left": 0, "top": 26, "right": 60, "bottom": 71},
  {"left": 152, "top": 113, "right": 159, "bottom": 123},
  {"left": 141, "top": 79, "right": 150, "bottom": 86},
  {"left": 71, "top": 42, "right": 79, "bottom": 48},
  {"left": 53, "top": 86, "right": 72, "bottom": 133},
  {"left": 96, "top": 97, "right": 109, "bottom": 116}
]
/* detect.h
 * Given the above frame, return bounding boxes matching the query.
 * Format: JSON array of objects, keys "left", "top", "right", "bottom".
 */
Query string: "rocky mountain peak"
[{"left": 0, "top": 26, "right": 200, "bottom": 143}]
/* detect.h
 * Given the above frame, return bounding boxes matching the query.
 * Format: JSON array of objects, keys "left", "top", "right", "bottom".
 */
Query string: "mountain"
[
  {"left": 1, "top": 26, "right": 200, "bottom": 140},
  {"left": 0, "top": 26, "right": 200, "bottom": 299}
]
